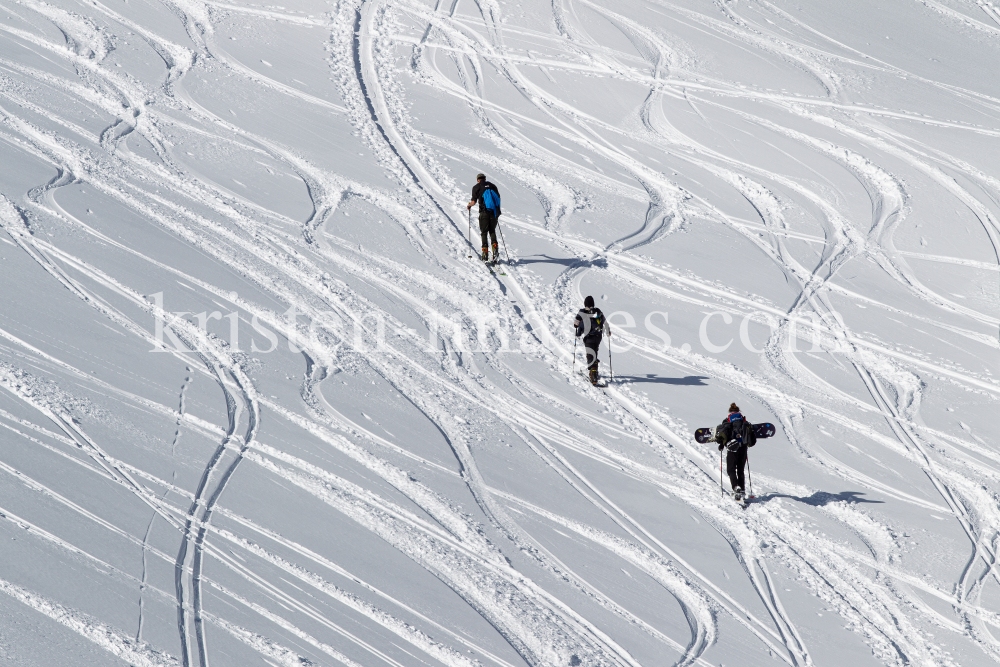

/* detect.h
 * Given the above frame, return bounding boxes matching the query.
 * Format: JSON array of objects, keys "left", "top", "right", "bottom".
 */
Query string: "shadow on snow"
[
  {"left": 618, "top": 375, "right": 709, "bottom": 385},
  {"left": 753, "top": 491, "right": 883, "bottom": 506},
  {"left": 515, "top": 255, "right": 609, "bottom": 269}
]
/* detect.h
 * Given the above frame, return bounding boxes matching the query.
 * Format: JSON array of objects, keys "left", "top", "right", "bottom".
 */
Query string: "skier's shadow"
[
  {"left": 516, "top": 255, "right": 608, "bottom": 269},
  {"left": 754, "top": 491, "right": 882, "bottom": 506},
  {"left": 619, "top": 374, "right": 709, "bottom": 385}
]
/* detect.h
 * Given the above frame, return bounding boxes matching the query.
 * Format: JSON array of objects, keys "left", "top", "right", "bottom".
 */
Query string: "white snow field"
[{"left": 2, "top": 0, "right": 1000, "bottom": 664}]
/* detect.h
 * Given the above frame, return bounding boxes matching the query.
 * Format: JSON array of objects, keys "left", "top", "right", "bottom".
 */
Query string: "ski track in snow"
[{"left": 0, "top": 0, "right": 999, "bottom": 665}]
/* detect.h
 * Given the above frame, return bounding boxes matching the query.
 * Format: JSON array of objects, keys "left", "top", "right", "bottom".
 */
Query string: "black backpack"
[
  {"left": 724, "top": 417, "right": 755, "bottom": 451},
  {"left": 575, "top": 308, "right": 604, "bottom": 337}
]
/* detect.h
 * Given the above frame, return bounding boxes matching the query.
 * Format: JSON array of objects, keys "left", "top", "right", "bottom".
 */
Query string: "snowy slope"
[{"left": 1, "top": 0, "right": 1000, "bottom": 664}]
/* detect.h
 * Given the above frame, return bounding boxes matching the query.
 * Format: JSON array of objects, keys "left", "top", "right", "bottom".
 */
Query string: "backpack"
[
  {"left": 725, "top": 413, "right": 755, "bottom": 451},
  {"left": 482, "top": 187, "right": 501, "bottom": 216},
  {"left": 576, "top": 308, "right": 604, "bottom": 337}
]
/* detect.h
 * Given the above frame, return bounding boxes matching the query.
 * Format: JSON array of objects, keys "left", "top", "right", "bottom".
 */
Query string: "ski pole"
[
  {"left": 573, "top": 337, "right": 577, "bottom": 373},
  {"left": 607, "top": 326, "right": 613, "bottom": 384},
  {"left": 720, "top": 449, "right": 724, "bottom": 497},
  {"left": 497, "top": 219, "right": 510, "bottom": 263},
  {"left": 746, "top": 450, "right": 753, "bottom": 499},
  {"left": 467, "top": 209, "right": 473, "bottom": 258}
]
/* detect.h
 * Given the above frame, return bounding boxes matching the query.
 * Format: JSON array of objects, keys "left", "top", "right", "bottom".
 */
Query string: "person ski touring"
[
  {"left": 715, "top": 403, "right": 756, "bottom": 502},
  {"left": 467, "top": 173, "right": 502, "bottom": 263},
  {"left": 574, "top": 296, "right": 608, "bottom": 385}
]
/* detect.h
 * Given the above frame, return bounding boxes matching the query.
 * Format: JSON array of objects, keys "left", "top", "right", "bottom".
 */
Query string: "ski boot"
[
  {"left": 589, "top": 367, "right": 600, "bottom": 386},
  {"left": 491, "top": 242, "right": 500, "bottom": 264},
  {"left": 733, "top": 487, "right": 744, "bottom": 502},
  {"left": 481, "top": 246, "right": 489, "bottom": 262}
]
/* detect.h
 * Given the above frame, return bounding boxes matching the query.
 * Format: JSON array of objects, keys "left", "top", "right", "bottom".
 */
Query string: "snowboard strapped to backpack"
[{"left": 694, "top": 422, "right": 775, "bottom": 444}]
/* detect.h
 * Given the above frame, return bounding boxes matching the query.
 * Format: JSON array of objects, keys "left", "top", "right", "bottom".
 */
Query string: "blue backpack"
[{"left": 482, "top": 187, "right": 501, "bottom": 216}]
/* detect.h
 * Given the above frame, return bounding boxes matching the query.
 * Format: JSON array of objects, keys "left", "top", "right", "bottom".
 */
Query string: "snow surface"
[{"left": 0, "top": 0, "right": 999, "bottom": 664}]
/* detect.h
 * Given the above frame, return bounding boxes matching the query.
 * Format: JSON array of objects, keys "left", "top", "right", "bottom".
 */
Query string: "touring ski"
[{"left": 576, "top": 370, "right": 606, "bottom": 388}]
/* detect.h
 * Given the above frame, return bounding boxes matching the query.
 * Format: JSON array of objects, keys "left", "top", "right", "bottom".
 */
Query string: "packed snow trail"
[{"left": 0, "top": 0, "right": 1000, "bottom": 666}]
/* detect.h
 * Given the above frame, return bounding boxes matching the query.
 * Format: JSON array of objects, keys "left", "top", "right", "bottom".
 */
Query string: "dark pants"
[
  {"left": 479, "top": 208, "right": 498, "bottom": 248},
  {"left": 583, "top": 334, "right": 602, "bottom": 370},
  {"left": 726, "top": 445, "right": 747, "bottom": 491}
]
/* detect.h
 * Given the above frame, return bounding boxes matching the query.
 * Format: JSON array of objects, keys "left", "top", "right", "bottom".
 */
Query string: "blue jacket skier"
[{"left": 467, "top": 173, "right": 501, "bottom": 262}]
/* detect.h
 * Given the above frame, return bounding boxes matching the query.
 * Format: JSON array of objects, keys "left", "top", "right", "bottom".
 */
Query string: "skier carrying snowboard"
[
  {"left": 574, "top": 296, "right": 608, "bottom": 385},
  {"left": 715, "top": 403, "right": 756, "bottom": 502},
  {"left": 467, "top": 173, "right": 502, "bottom": 263}
]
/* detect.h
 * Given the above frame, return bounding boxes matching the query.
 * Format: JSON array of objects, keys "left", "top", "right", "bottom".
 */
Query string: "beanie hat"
[{"left": 476, "top": 173, "right": 486, "bottom": 180}]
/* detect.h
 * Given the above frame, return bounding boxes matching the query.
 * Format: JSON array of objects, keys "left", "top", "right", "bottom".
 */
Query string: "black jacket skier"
[
  {"left": 573, "top": 296, "right": 607, "bottom": 385},
  {"left": 467, "top": 173, "right": 501, "bottom": 262},
  {"left": 714, "top": 403, "right": 756, "bottom": 501}
]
